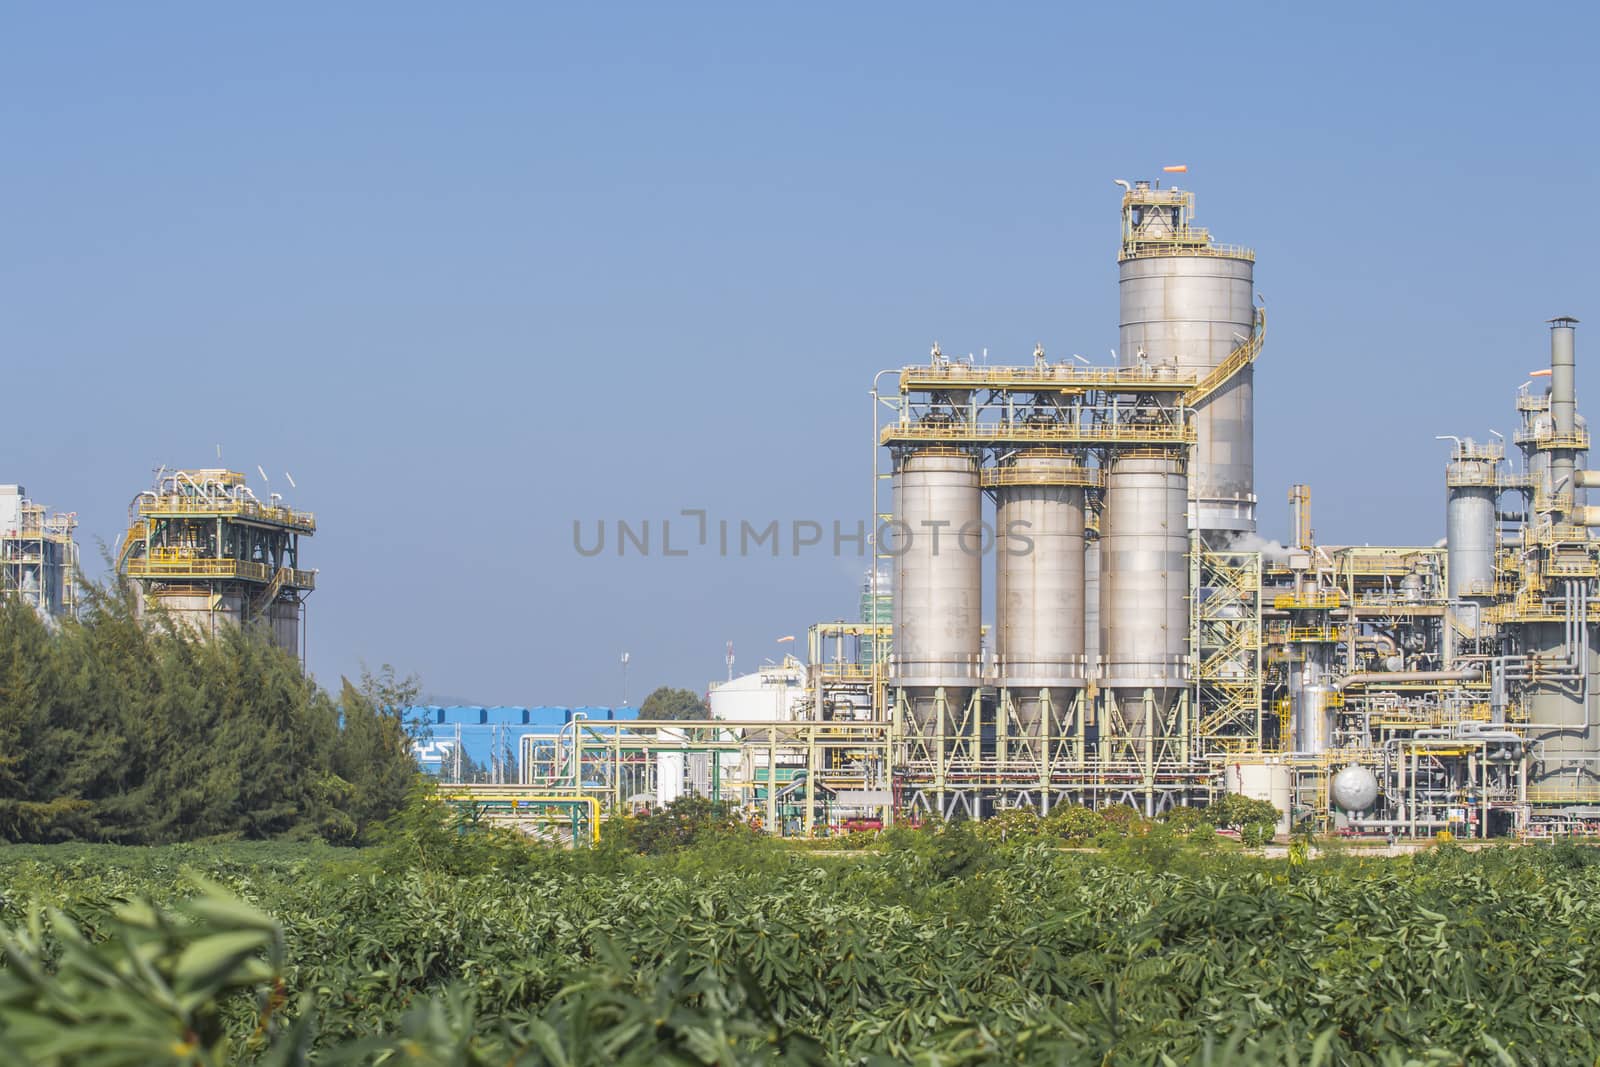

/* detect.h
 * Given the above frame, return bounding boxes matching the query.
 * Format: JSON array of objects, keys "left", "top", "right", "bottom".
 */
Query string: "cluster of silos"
[{"left": 887, "top": 181, "right": 1260, "bottom": 764}]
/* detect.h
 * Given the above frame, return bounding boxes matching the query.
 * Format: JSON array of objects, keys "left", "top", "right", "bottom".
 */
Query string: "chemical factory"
[
  {"left": 451, "top": 179, "right": 1598, "bottom": 841},
  {"left": 0, "top": 486, "right": 79, "bottom": 620},
  {"left": 6, "top": 178, "right": 1598, "bottom": 841}
]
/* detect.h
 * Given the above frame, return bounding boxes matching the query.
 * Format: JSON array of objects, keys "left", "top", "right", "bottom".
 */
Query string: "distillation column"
[
  {"left": 890, "top": 449, "right": 983, "bottom": 741},
  {"left": 1099, "top": 450, "right": 1190, "bottom": 788},
  {"left": 992, "top": 451, "right": 1089, "bottom": 743},
  {"left": 1525, "top": 318, "right": 1600, "bottom": 795},
  {"left": 1445, "top": 440, "right": 1500, "bottom": 637},
  {"left": 1116, "top": 181, "right": 1258, "bottom": 539}
]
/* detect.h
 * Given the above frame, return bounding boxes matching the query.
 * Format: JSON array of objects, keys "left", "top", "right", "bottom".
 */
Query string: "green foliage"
[
  {"left": 603, "top": 795, "right": 757, "bottom": 855},
  {"left": 6, "top": 840, "right": 1600, "bottom": 1063},
  {"left": 637, "top": 686, "right": 708, "bottom": 721},
  {"left": 1211, "top": 792, "right": 1282, "bottom": 845},
  {"left": 0, "top": 584, "right": 417, "bottom": 845},
  {"left": 7, "top": 841, "right": 1600, "bottom": 1063},
  {"left": 0, "top": 877, "right": 294, "bottom": 1066},
  {"left": 1042, "top": 803, "right": 1107, "bottom": 843}
]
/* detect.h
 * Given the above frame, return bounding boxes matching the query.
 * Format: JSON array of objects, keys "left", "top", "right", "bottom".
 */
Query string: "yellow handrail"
[{"left": 1184, "top": 308, "right": 1265, "bottom": 409}]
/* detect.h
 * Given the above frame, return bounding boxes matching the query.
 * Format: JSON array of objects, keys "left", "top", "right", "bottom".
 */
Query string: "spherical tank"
[
  {"left": 1119, "top": 253, "right": 1256, "bottom": 536},
  {"left": 1330, "top": 764, "right": 1379, "bottom": 813},
  {"left": 891, "top": 450, "right": 982, "bottom": 727},
  {"left": 993, "top": 451, "right": 1086, "bottom": 730}
]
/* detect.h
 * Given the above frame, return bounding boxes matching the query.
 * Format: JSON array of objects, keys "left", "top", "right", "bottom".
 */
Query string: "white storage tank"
[{"left": 1223, "top": 758, "right": 1291, "bottom": 834}]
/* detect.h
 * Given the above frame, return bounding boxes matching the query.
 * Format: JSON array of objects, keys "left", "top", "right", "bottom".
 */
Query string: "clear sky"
[{"left": 4, "top": 3, "right": 1597, "bottom": 705}]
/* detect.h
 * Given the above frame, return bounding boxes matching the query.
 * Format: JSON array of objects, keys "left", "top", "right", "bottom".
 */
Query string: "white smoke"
[{"left": 1227, "top": 532, "right": 1293, "bottom": 564}]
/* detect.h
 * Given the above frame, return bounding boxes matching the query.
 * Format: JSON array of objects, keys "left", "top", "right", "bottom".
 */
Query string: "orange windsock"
[
  {"left": 1530, "top": 369, "right": 1553, "bottom": 377},
  {"left": 1163, "top": 164, "right": 1188, "bottom": 173}
]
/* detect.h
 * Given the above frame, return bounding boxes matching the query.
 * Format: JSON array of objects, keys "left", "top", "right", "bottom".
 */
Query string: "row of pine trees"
[{"left": 0, "top": 583, "right": 418, "bottom": 844}]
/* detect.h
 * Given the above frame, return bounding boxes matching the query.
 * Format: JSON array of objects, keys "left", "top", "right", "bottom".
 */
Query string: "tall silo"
[
  {"left": 890, "top": 449, "right": 983, "bottom": 733},
  {"left": 1099, "top": 450, "right": 1190, "bottom": 755},
  {"left": 1116, "top": 181, "right": 1257, "bottom": 539},
  {"left": 991, "top": 450, "right": 1088, "bottom": 735}
]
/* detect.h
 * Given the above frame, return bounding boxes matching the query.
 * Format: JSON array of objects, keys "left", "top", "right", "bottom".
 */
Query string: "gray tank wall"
[
  {"left": 891, "top": 451, "right": 982, "bottom": 723},
  {"left": 1099, "top": 453, "right": 1189, "bottom": 686},
  {"left": 1083, "top": 538, "right": 1101, "bottom": 671},
  {"left": 1118, "top": 254, "right": 1255, "bottom": 535},
  {"left": 1446, "top": 463, "right": 1497, "bottom": 599},
  {"left": 1525, "top": 618, "right": 1600, "bottom": 788},
  {"left": 995, "top": 453, "right": 1085, "bottom": 729}
]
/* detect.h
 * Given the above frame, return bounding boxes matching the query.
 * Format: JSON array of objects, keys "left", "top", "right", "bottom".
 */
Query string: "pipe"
[{"left": 1334, "top": 667, "right": 1482, "bottom": 691}]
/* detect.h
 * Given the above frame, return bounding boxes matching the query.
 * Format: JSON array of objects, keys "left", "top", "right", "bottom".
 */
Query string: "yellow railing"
[
  {"left": 1512, "top": 428, "right": 1590, "bottom": 451},
  {"left": 980, "top": 465, "right": 1103, "bottom": 488},
  {"left": 1184, "top": 309, "right": 1265, "bottom": 409},
  {"left": 139, "top": 497, "right": 317, "bottom": 531},
  {"left": 126, "top": 558, "right": 271, "bottom": 581},
  {"left": 1286, "top": 626, "right": 1346, "bottom": 643},
  {"left": 881, "top": 422, "right": 1194, "bottom": 446},
  {"left": 1121, "top": 242, "right": 1256, "bottom": 262},
  {"left": 1273, "top": 591, "right": 1342, "bottom": 610},
  {"left": 123, "top": 558, "right": 314, "bottom": 590},
  {"left": 899, "top": 365, "right": 1198, "bottom": 393}
]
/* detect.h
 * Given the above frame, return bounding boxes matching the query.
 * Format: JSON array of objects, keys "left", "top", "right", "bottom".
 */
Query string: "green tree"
[
  {"left": 638, "top": 686, "right": 707, "bottom": 721},
  {"left": 1211, "top": 792, "right": 1281, "bottom": 846},
  {"left": 0, "top": 578, "right": 419, "bottom": 846}
]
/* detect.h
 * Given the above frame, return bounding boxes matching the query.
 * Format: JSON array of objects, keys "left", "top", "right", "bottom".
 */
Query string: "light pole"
[{"left": 620, "top": 651, "right": 630, "bottom": 708}]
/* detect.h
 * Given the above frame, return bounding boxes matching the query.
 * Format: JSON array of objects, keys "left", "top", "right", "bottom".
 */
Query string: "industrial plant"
[
  {"left": 0, "top": 485, "right": 78, "bottom": 620},
  {"left": 6, "top": 179, "right": 1596, "bottom": 842},
  {"left": 437, "top": 179, "right": 1600, "bottom": 842},
  {"left": 116, "top": 469, "right": 317, "bottom": 659}
]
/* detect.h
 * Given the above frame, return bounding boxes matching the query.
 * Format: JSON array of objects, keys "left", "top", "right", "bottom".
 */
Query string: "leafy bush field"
[{"left": 3, "top": 828, "right": 1600, "bottom": 1065}]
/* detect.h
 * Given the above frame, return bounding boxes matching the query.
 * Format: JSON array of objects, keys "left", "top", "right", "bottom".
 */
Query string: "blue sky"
[{"left": 4, "top": 3, "right": 1597, "bottom": 704}]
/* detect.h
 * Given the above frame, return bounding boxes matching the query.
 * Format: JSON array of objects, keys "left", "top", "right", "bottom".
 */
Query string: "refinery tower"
[{"left": 117, "top": 469, "right": 316, "bottom": 658}]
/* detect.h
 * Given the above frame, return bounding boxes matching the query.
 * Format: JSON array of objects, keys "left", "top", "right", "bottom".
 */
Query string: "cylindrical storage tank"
[
  {"left": 1222, "top": 758, "right": 1292, "bottom": 835},
  {"left": 992, "top": 451, "right": 1088, "bottom": 733},
  {"left": 890, "top": 449, "right": 982, "bottom": 731},
  {"left": 1295, "top": 685, "right": 1332, "bottom": 753},
  {"left": 1083, "top": 536, "right": 1101, "bottom": 672},
  {"left": 1119, "top": 250, "right": 1256, "bottom": 537},
  {"left": 1100, "top": 451, "right": 1189, "bottom": 686},
  {"left": 656, "top": 750, "right": 685, "bottom": 806},
  {"left": 1445, "top": 453, "right": 1497, "bottom": 600},
  {"left": 1525, "top": 612, "right": 1600, "bottom": 792}
]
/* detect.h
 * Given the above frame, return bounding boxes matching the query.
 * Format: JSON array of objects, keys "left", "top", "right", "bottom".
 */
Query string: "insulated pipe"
[
  {"left": 1333, "top": 667, "right": 1482, "bottom": 692},
  {"left": 1576, "top": 470, "right": 1600, "bottom": 489}
]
